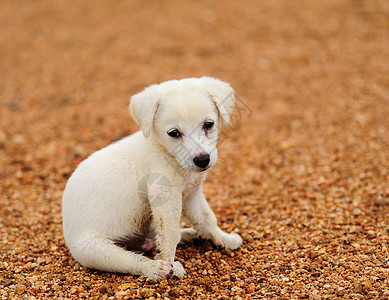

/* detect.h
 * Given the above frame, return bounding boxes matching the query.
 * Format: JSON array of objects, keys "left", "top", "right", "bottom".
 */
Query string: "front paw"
[
  {"left": 172, "top": 261, "right": 186, "bottom": 278},
  {"left": 144, "top": 260, "right": 173, "bottom": 281},
  {"left": 215, "top": 232, "right": 243, "bottom": 250}
]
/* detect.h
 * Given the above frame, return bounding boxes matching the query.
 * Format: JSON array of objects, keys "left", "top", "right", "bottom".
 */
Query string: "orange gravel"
[{"left": 1, "top": 0, "right": 388, "bottom": 299}]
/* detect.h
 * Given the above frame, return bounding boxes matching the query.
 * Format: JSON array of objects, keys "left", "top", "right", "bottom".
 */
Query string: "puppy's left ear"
[
  {"left": 129, "top": 85, "right": 160, "bottom": 138},
  {"left": 201, "top": 77, "right": 235, "bottom": 125}
]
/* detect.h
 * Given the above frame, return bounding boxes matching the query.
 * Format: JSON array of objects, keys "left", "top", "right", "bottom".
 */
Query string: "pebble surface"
[{"left": 1, "top": 0, "right": 388, "bottom": 299}]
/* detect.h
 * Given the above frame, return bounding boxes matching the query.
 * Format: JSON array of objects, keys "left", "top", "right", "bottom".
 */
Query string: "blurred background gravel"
[{"left": 0, "top": 0, "right": 388, "bottom": 298}]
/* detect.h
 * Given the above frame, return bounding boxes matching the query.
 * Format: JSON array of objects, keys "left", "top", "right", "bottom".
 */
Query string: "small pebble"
[
  {"left": 141, "top": 288, "right": 155, "bottom": 297},
  {"left": 14, "top": 284, "right": 26, "bottom": 295},
  {"left": 99, "top": 283, "right": 110, "bottom": 294}
]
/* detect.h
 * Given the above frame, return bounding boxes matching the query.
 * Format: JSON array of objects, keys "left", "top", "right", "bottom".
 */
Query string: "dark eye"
[
  {"left": 203, "top": 120, "right": 214, "bottom": 131},
  {"left": 167, "top": 129, "right": 181, "bottom": 138}
]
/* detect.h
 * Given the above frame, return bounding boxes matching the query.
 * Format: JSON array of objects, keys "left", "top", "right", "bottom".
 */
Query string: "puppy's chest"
[{"left": 182, "top": 173, "right": 206, "bottom": 200}]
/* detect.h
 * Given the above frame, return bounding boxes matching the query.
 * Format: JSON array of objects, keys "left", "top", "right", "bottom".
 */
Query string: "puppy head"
[{"left": 130, "top": 77, "right": 235, "bottom": 172}]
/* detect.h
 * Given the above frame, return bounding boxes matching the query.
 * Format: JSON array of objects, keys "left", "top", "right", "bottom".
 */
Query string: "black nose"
[{"left": 193, "top": 153, "right": 210, "bottom": 169}]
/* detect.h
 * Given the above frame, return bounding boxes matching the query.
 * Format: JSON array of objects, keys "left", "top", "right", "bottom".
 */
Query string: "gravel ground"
[{"left": 1, "top": 0, "right": 388, "bottom": 299}]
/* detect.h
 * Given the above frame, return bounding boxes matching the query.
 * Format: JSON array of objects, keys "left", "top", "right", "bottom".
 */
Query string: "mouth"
[{"left": 195, "top": 165, "right": 211, "bottom": 172}]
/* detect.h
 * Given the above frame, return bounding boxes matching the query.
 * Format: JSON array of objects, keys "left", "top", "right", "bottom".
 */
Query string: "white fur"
[{"left": 62, "top": 77, "right": 242, "bottom": 280}]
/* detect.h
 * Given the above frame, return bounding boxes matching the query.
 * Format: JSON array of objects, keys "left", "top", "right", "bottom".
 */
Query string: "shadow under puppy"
[{"left": 62, "top": 77, "right": 243, "bottom": 280}]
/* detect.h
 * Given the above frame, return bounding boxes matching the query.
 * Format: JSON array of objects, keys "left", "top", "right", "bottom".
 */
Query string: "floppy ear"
[
  {"left": 129, "top": 85, "right": 160, "bottom": 138},
  {"left": 201, "top": 77, "right": 235, "bottom": 125}
]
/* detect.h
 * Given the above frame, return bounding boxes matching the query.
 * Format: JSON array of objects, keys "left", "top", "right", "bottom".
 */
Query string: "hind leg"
[
  {"left": 69, "top": 236, "right": 173, "bottom": 280},
  {"left": 179, "top": 228, "right": 198, "bottom": 245}
]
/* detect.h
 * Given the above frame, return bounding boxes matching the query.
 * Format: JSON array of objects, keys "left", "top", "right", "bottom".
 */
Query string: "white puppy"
[{"left": 62, "top": 77, "right": 243, "bottom": 280}]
